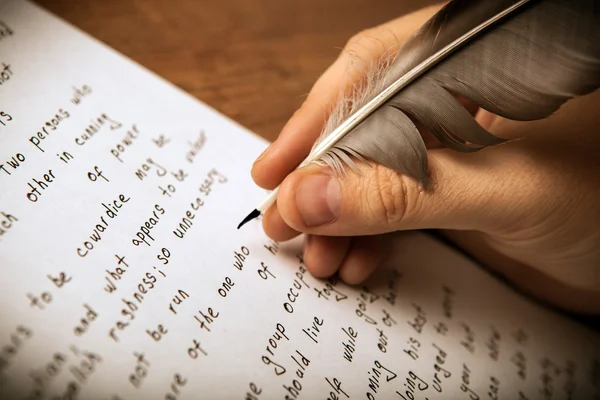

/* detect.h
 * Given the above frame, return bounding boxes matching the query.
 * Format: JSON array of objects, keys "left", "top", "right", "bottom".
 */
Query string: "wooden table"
[{"left": 35, "top": 0, "right": 429, "bottom": 142}]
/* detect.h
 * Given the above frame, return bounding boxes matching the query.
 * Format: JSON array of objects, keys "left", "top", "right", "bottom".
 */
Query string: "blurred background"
[{"left": 35, "top": 0, "right": 437, "bottom": 141}]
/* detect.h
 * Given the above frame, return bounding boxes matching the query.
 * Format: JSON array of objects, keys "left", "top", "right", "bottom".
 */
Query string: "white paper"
[{"left": 0, "top": 1, "right": 598, "bottom": 399}]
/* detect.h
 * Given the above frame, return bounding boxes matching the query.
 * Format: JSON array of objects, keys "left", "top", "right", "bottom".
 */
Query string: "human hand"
[{"left": 251, "top": 4, "right": 600, "bottom": 314}]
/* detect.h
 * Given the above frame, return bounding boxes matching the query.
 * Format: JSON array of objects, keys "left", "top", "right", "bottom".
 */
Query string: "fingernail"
[
  {"left": 296, "top": 174, "right": 341, "bottom": 227},
  {"left": 253, "top": 144, "right": 272, "bottom": 165}
]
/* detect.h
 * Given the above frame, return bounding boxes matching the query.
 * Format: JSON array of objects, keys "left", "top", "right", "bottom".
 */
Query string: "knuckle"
[
  {"left": 363, "top": 165, "right": 421, "bottom": 226},
  {"left": 344, "top": 29, "right": 373, "bottom": 51}
]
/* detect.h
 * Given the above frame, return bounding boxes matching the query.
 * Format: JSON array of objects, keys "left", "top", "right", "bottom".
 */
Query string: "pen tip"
[{"left": 237, "top": 209, "right": 260, "bottom": 229}]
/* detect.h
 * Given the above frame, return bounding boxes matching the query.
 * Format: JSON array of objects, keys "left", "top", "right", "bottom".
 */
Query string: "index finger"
[{"left": 251, "top": 4, "right": 443, "bottom": 190}]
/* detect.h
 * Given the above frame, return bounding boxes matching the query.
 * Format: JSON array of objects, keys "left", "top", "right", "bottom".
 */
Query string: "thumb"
[{"left": 275, "top": 148, "right": 531, "bottom": 236}]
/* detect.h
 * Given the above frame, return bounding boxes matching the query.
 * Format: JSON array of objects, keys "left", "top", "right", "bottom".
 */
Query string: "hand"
[{"left": 251, "top": 4, "right": 600, "bottom": 314}]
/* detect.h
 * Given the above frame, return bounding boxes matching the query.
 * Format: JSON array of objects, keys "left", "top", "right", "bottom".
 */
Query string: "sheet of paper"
[{"left": 0, "top": 1, "right": 598, "bottom": 399}]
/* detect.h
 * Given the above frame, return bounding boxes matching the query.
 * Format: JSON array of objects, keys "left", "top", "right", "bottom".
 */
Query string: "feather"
[
  {"left": 313, "top": 0, "right": 600, "bottom": 188},
  {"left": 239, "top": 0, "right": 600, "bottom": 228}
]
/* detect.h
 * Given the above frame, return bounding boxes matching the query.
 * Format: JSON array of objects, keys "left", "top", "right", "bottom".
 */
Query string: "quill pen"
[{"left": 238, "top": 0, "right": 600, "bottom": 229}]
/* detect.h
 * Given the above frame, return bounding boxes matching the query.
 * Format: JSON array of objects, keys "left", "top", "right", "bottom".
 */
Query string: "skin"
[{"left": 251, "top": 4, "right": 600, "bottom": 315}]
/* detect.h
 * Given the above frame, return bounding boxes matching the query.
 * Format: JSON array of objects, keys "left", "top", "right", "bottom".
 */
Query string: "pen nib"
[{"left": 237, "top": 209, "right": 260, "bottom": 229}]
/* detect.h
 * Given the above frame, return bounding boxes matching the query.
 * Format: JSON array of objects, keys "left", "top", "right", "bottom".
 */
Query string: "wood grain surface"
[{"left": 35, "top": 0, "right": 430, "bottom": 141}]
